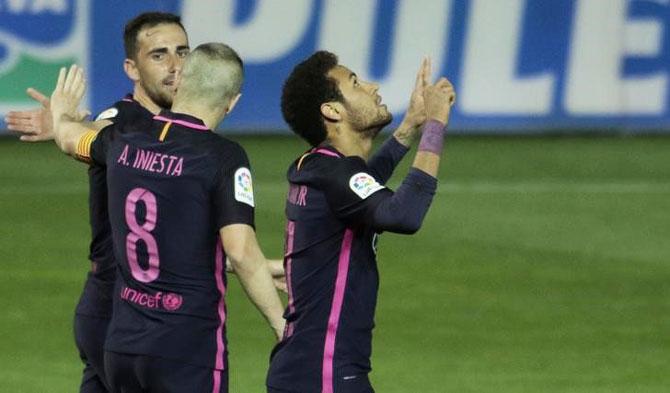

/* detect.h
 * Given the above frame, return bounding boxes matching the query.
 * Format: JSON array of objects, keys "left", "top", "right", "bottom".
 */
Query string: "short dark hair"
[
  {"left": 281, "top": 51, "right": 344, "bottom": 146},
  {"left": 123, "top": 12, "right": 185, "bottom": 59}
]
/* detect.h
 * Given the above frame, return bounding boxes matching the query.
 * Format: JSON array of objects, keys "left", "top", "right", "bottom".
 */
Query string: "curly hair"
[
  {"left": 124, "top": 12, "right": 186, "bottom": 60},
  {"left": 281, "top": 51, "right": 344, "bottom": 146}
]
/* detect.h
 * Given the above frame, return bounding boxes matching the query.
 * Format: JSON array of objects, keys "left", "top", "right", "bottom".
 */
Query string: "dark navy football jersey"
[
  {"left": 76, "top": 94, "right": 152, "bottom": 318},
  {"left": 80, "top": 110, "right": 255, "bottom": 370},
  {"left": 267, "top": 140, "right": 408, "bottom": 393}
]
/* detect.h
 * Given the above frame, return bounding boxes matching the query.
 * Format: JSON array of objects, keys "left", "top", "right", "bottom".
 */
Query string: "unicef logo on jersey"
[
  {"left": 0, "top": 0, "right": 88, "bottom": 114},
  {"left": 162, "top": 293, "right": 183, "bottom": 311}
]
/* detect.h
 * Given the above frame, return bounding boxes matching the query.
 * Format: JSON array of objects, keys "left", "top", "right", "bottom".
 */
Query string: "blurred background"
[
  {"left": 1, "top": 0, "right": 669, "bottom": 133},
  {"left": 1, "top": 1, "right": 669, "bottom": 392}
]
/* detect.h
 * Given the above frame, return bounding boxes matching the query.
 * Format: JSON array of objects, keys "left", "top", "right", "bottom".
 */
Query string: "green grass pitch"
[{"left": 0, "top": 134, "right": 669, "bottom": 392}]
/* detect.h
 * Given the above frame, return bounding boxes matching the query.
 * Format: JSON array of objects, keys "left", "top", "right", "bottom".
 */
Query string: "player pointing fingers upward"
[{"left": 267, "top": 51, "right": 455, "bottom": 393}]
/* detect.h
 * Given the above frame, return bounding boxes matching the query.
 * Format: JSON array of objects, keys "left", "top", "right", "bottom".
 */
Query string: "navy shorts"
[
  {"left": 105, "top": 351, "right": 228, "bottom": 393},
  {"left": 74, "top": 314, "right": 111, "bottom": 393}
]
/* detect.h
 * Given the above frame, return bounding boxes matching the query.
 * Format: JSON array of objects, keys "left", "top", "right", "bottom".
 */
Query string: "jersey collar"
[
  {"left": 296, "top": 144, "right": 343, "bottom": 170},
  {"left": 153, "top": 110, "right": 210, "bottom": 131},
  {"left": 121, "top": 93, "right": 135, "bottom": 103},
  {"left": 312, "top": 144, "right": 344, "bottom": 158}
]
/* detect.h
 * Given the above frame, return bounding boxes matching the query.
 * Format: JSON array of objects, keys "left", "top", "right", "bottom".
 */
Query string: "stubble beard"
[
  {"left": 346, "top": 102, "right": 393, "bottom": 140},
  {"left": 143, "top": 80, "right": 174, "bottom": 111}
]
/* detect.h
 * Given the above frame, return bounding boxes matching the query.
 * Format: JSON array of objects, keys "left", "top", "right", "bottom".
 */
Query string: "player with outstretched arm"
[
  {"left": 5, "top": 12, "right": 190, "bottom": 392},
  {"left": 49, "top": 44, "right": 285, "bottom": 393},
  {"left": 5, "top": 13, "right": 285, "bottom": 392}
]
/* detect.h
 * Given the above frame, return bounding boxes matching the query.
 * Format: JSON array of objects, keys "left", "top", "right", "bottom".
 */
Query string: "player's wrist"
[
  {"left": 417, "top": 119, "right": 446, "bottom": 155},
  {"left": 393, "top": 120, "right": 419, "bottom": 147}
]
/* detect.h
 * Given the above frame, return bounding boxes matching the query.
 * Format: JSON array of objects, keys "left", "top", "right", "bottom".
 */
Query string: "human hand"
[
  {"left": 6, "top": 81, "right": 90, "bottom": 142},
  {"left": 393, "top": 58, "right": 433, "bottom": 146},
  {"left": 225, "top": 257, "right": 287, "bottom": 293},
  {"left": 50, "top": 65, "right": 88, "bottom": 129},
  {"left": 273, "top": 276, "right": 288, "bottom": 294},
  {"left": 267, "top": 259, "right": 287, "bottom": 293},
  {"left": 424, "top": 77, "right": 456, "bottom": 125},
  {"left": 402, "top": 57, "right": 432, "bottom": 129},
  {"left": 4, "top": 88, "right": 55, "bottom": 142},
  {"left": 267, "top": 259, "right": 285, "bottom": 278}
]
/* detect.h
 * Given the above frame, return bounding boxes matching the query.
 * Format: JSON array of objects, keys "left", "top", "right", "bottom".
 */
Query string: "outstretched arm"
[
  {"left": 368, "top": 58, "right": 431, "bottom": 183},
  {"left": 370, "top": 75, "right": 456, "bottom": 233},
  {"left": 5, "top": 88, "right": 90, "bottom": 142},
  {"left": 5, "top": 88, "right": 55, "bottom": 142},
  {"left": 5, "top": 67, "right": 112, "bottom": 152},
  {"left": 220, "top": 224, "right": 286, "bottom": 340},
  {"left": 49, "top": 65, "right": 108, "bottom": 157}
]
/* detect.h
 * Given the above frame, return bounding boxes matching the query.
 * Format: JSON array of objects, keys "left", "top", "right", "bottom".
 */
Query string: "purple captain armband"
[{"left": 418, "top": 119, "right": 446, "bottom": 155}]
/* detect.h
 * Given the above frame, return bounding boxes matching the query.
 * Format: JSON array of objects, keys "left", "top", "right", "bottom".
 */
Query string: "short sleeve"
[
  {"left": 212, "top": 144, "right": 255, "bottom": 230},
  {"left": 85, "top": 98, "right": 149, "bottom": 165},
  {"left": 319, "top": 157, "right": 393, "bottom": 227},
  {"left": 78, "top": 124, "right": 114, "bottom": 165},
  {"left": 95, "top": 99, "right": 148, "bottom": 126}
]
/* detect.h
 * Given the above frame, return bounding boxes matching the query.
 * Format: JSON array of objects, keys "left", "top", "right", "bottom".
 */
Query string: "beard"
[
  {"left": 345, "top": 101, "right": 393, "bottom": 139},
  {"left": 142, "top": 80, "right": 175, "bottom": 110}
]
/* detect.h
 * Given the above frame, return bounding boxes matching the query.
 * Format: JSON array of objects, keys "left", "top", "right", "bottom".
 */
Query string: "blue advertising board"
[{"left": 1, "top": 0, "right": 669, "bottom": 133}]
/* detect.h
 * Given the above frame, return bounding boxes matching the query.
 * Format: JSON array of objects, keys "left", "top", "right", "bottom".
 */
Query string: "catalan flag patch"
[{"left": 76, "top": 130, "right": 99, "bottom": 162}]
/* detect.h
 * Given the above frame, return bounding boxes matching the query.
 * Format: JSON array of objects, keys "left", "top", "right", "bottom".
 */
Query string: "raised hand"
[
  {"left": 50, "top": 65, "right": 88, "bottom": 128},
  {"left": 394, "top": 57, "right": 432, "bottom": 146},
  {"left": 404, "top": 57, "right": 432, "bottom": 128},
  {"left": 4, "top": 88, "right": 54, "bottom": 142},
  {"left": 5, "top": 82, "right": 90, "bottom": 142},
  {"left": 424, "top": 77, "right": 456, "bottom": 126}
]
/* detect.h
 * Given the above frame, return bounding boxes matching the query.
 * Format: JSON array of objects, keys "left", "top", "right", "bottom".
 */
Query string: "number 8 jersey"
[{"left": 79, "top": 110, "right": 255, "bottom": 371}]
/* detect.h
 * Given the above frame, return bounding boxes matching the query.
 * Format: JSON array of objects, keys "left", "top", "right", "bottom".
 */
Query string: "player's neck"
[
  {"left": 171, "top": 102, "right": 223, "bottom": 130},
  {"left": 327, "top": 125, "right": 373, "bottom": 160}
]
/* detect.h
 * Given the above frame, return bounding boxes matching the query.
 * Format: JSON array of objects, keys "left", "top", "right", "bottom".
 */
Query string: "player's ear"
[
  {"left": 226, "top": 93, "right": 241, "bottom": 114},
  {"left": 320, "top": 102, "right": 342, "bottom": 122},
  {"left": 123, "top": 58, "right": 140, "bottom": 83}
]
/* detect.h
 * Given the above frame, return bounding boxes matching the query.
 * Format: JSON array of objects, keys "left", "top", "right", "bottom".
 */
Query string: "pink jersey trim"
[
  {"left": 212, "top": 240, "right": 227, "bottom": 391},
  {"left": 212, "top": 369, "right": 222, "bottom": 393},
  {"left": 313, "top": 148, "right": 340, "bottom": 158},
  {"left": 321, "top": 229, "right": 354, "bottom": 393},
  {"left": 121, "top": 98, "right": 133, "bottom": 102},
  {"left": 153, "top": 115, "right": 210, "bottom": 131},
  {"left": 284, "top": 221, "right": 296, "bottom": 338}
]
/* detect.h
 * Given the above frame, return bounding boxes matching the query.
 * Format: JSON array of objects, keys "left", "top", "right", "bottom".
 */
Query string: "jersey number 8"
[{"left": 125, "top": 188, "right": 160, "bottom": 283}]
